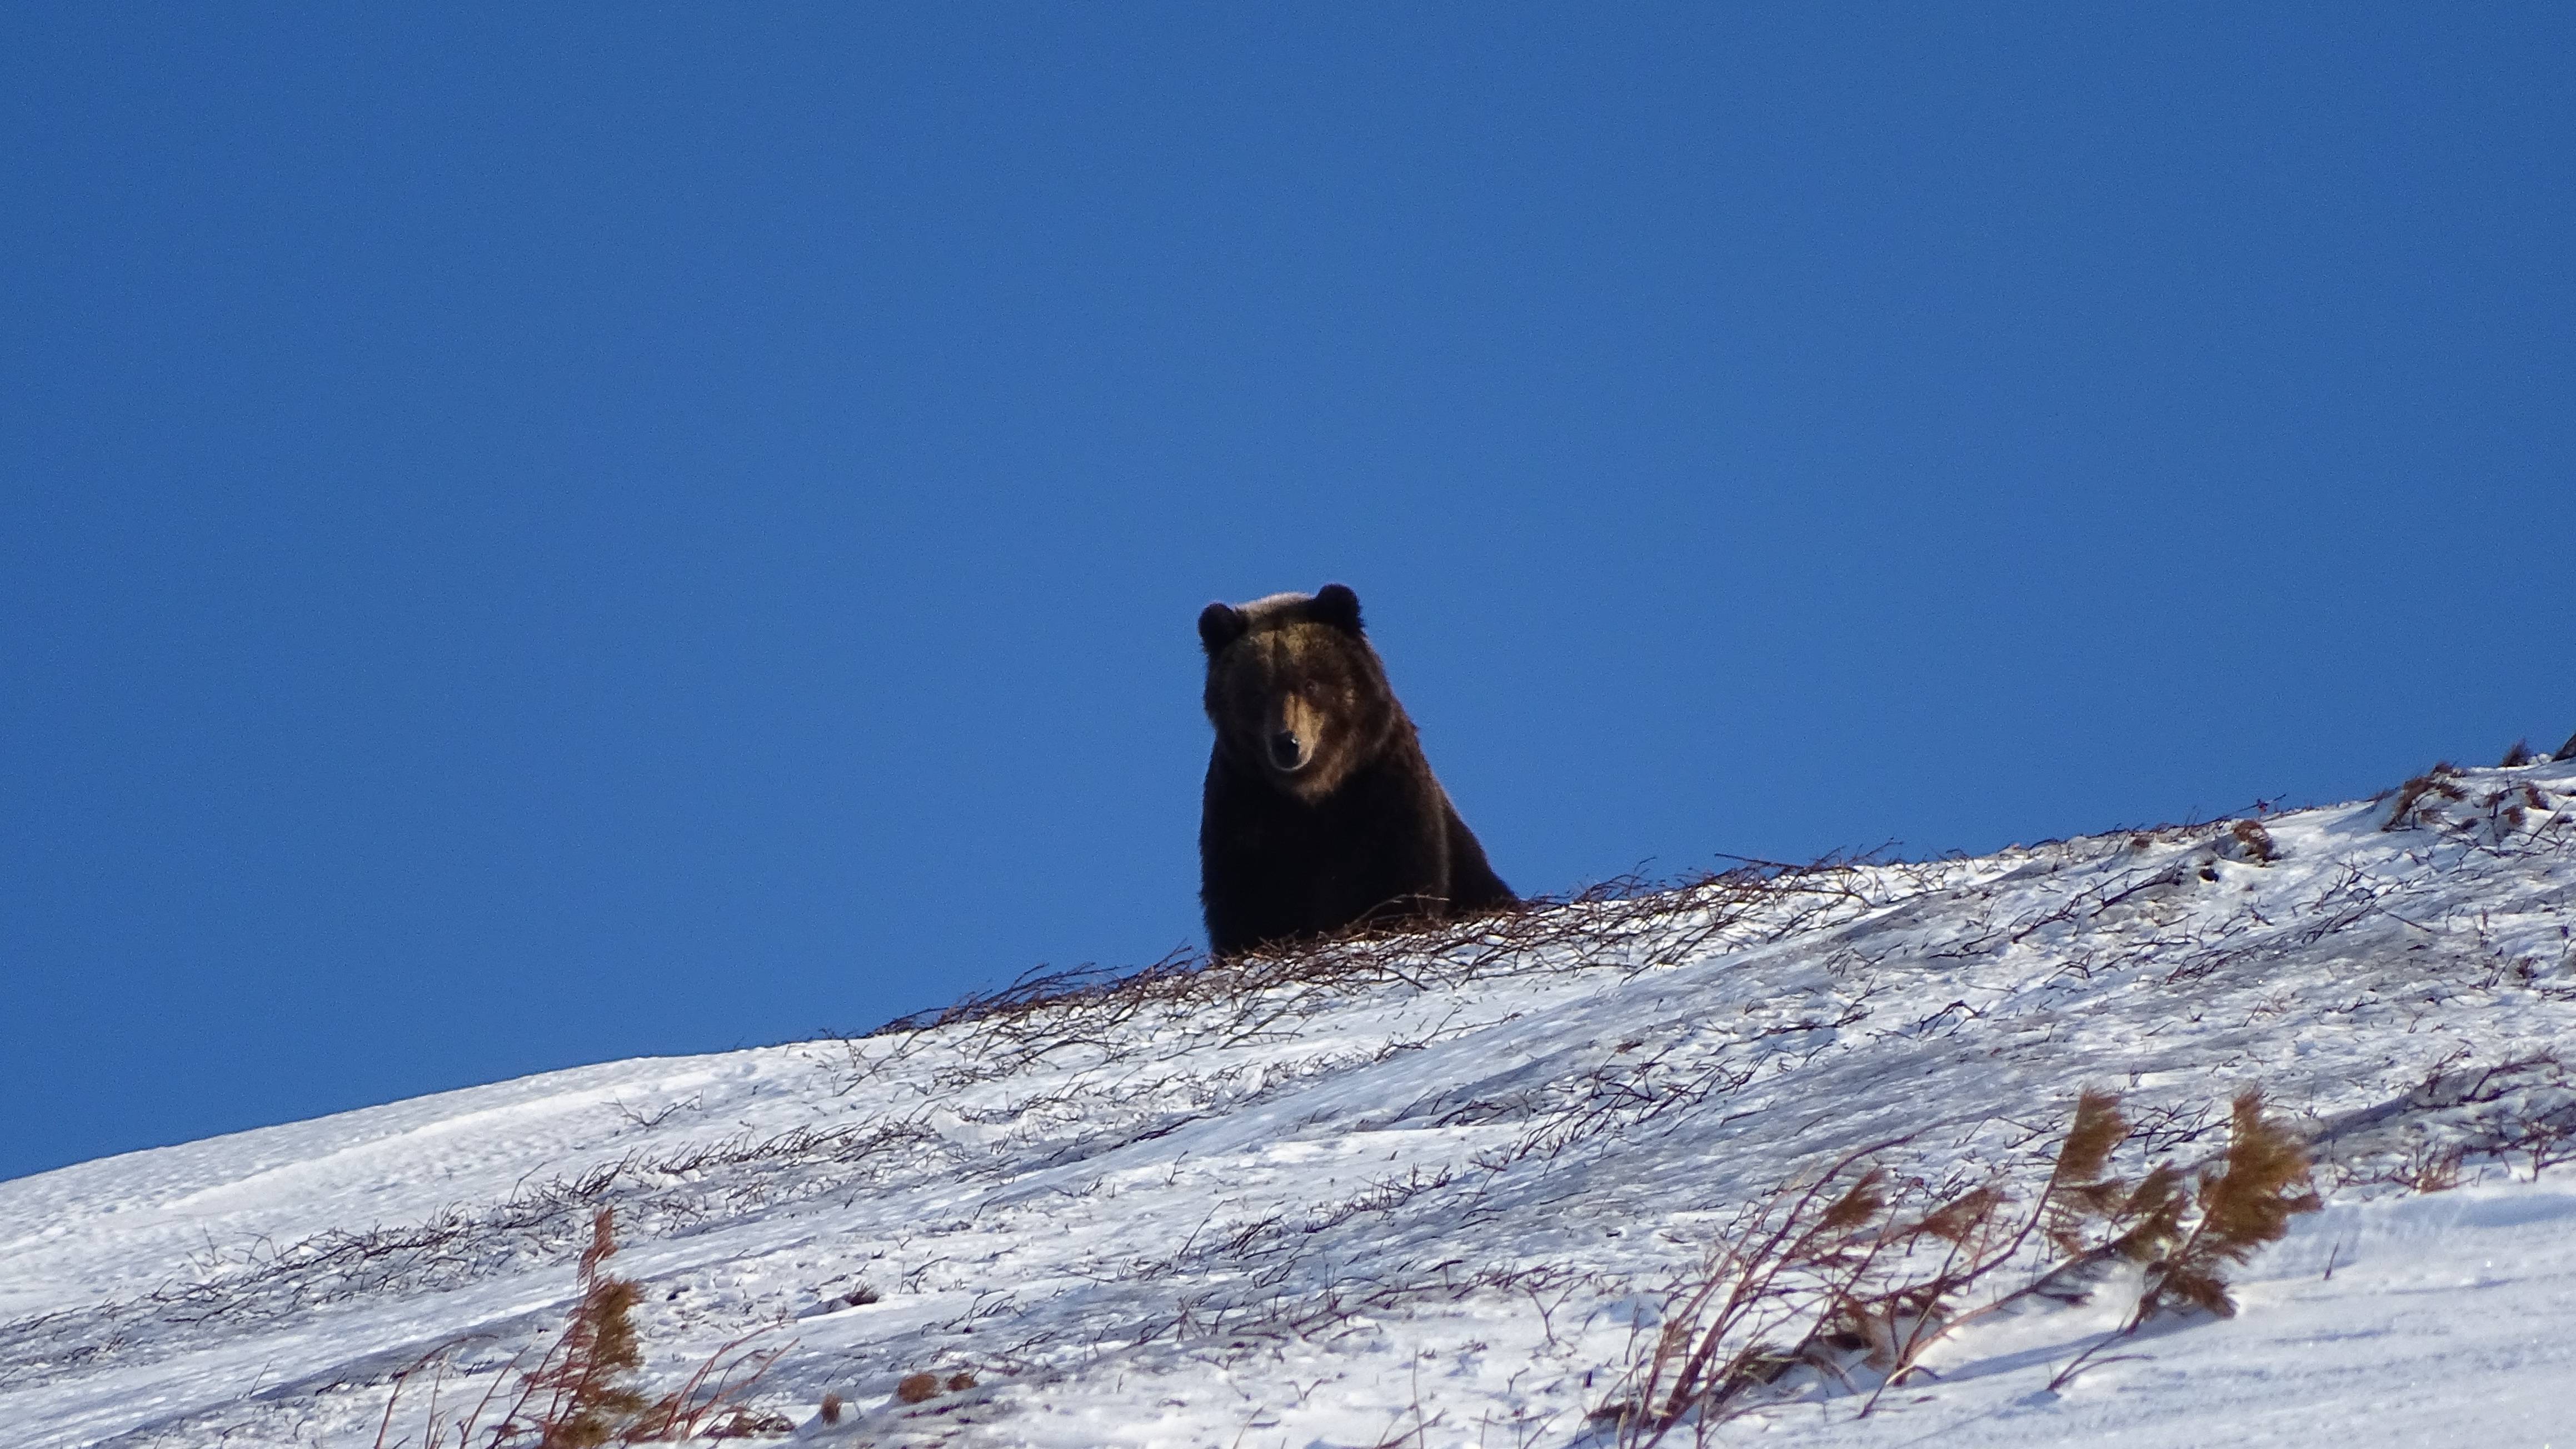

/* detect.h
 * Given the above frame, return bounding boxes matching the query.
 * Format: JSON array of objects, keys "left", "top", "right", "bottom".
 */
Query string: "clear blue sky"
[{"left": 6, "top": 7, "right": 2571, "bottom": 1184}]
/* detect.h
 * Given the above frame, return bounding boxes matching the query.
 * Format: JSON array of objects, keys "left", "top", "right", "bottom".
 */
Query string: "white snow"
[{"left": 4, "top": 756, "right": 2573, "bottom": 1448}]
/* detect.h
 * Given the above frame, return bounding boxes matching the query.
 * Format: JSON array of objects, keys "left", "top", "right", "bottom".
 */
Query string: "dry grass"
[
  {"left": 1590, "top": 1087, "right": 2323, "bottom": 1444},
  {"left": 876, "top": 858, "right": 1907, "bottom": 1033},
  {"left": 2382, "top": 763, "right": 2468, "bottom": 831},
  {"left": 2226, "top": 819, "right": 2278, "bottom": 864},
  {"left": 854, "top": 857, "right": 1915, "bottom": 1102},
  {"left": 371, "top": 1209, "right": 793, "bottom": 1448},
  {"left": 2045, "top": 1090, "right": 2320, "bottom": 1389}
]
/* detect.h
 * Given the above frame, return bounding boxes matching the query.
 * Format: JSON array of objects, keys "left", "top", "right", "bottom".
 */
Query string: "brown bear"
[{"left": 1196, "top": 583, "right": 1515, "bottom": 956}]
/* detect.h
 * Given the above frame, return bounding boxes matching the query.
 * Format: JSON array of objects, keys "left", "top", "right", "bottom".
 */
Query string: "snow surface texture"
[{"left": 4, "top": 758, "right": 2574, "bottom": 1448}]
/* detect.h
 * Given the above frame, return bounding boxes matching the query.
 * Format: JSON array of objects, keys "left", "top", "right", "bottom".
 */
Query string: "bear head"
[{"left": 1198, "top": 583, "right": 1396, "bottom": 804}]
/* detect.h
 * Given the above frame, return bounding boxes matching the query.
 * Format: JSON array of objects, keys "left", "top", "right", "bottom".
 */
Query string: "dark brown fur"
[{"left": 1196, "top": 584, "right": 1514, "bottom": 956}]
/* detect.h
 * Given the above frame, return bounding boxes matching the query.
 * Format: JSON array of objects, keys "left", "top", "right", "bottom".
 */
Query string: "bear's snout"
[{"left": 1268, "top": 729, "right": 1307, "bottom": 772}]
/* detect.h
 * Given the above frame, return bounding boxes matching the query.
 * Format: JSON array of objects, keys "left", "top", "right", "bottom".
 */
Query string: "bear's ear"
[
  {"left": 1311, "top": 583, "right": 1364, "bottom": 635},
  {"left": 1198, "top": 602, "right": 1247, "bottom": 655}
]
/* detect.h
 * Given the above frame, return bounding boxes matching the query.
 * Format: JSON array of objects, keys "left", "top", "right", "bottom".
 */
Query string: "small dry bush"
[
  {"left": 888, "top": 1370, "right": 977, "bottom": 1406},
  {"left": 2226, "top": 819, "right": 2277, "bottom": 864},
  {"left": 2378, "top": 763, "right": 2556, "bottom": 845},
  {"left": 893, "top": 1372, "right": 940, "bottom": 1405},
  {"left": 2383, "top": 763, "right": 2468, "bottom": 831},
  {"left": 2394, "top": 1140, "right": 2469, "bottom": 1193},
  {"left": 2044, "top": 1089, "right": 2320, "bottom": 1389},
  {"left": 517, "top": 1208, "right": 651, "bottom": 1446},
  {"left": 373, "top": 1209, "right": 791, "bottom": 1448},
  {"left": 1595, "top": 1088, "right": 2320, "bottom": 1445}
]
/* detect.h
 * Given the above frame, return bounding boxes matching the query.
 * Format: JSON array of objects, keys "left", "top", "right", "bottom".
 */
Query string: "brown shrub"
[{"left": 894, "top": 1372, "right": 942, "bottom": 1404}]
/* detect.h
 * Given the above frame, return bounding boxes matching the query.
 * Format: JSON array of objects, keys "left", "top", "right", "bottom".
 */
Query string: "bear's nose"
[{"left": 1268, "top": 730, "right": 1305, "bottom": 770}]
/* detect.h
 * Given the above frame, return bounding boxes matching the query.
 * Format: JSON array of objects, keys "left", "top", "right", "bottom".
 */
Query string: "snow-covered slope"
[{"left": 6, "top": 758, "right": 2574, "bottom": 1448}]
